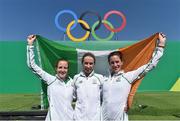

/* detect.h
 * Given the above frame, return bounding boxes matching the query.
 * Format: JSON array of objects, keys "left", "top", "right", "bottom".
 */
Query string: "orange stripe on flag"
[{"left": 119, "top": 33, "right": 159, "bottom": 108}]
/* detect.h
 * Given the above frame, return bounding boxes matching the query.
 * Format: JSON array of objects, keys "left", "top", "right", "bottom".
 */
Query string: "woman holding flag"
[
  {"left": 27, "top": 35, "right": 75, "bottom": 121},
  {"left": 102, "top": 33, "right": 166, "bottom": 121}
]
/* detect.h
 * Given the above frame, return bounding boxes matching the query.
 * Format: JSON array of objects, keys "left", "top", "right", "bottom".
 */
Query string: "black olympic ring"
[{"left": 79, "top": 11, "right": 102, "bottom": 32}]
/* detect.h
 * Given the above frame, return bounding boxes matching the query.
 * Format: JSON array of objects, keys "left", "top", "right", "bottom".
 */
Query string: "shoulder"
[
  {"left": 103, "top": 76, "right": 109, "bottom": 82},
  {"left": 73, "top": 73, "right": 82, "bottom": 84},
  {"left": 73, "top": 73, "right": 81, "bottom": 80},
  {"left": 94, "top": 73, "right": 103, "bottom": 78},
  {"left": 46, "top": 75, "right": 58, "bottom": 86},
  {"left": 121, "top": 71, "right": 135, "bottom": 84},
  {"left": 123, "top": 71, "right": 131, "bottom": 76},
  {"left": 93, "top": 73, "right": 104, "bottom": 84},
  {"left": 68, "top": 76, "right": 73, "bottom": 82},
  {"left": 66, "top": 77, "right": 75, "bottom": 86},
  {"left": 94, "top": 73, "right": 104, "bottom": 81}
]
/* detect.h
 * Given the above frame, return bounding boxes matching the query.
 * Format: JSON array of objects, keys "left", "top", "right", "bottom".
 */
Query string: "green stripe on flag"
[
  {"left": 36, "top": 35, "right": 78, "bottom": 77},
  {"left": 36, "top": 35, "right": 78, "bottom": 108}
]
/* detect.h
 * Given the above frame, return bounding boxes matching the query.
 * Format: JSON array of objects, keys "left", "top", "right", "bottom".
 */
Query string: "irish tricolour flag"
[{"left": 35, "top": 34, "right": 159, "bottom": 109}]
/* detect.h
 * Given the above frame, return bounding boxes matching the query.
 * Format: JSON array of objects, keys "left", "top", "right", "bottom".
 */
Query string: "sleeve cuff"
[
  {"left": 157, "top": 45, "right": 165, "bottom": 48},
  {"left": 156, "top": 47, "right": 164, "bottom": 53},
  {"left": 27, "top": 45, "right": 34, "bottom": 49}
]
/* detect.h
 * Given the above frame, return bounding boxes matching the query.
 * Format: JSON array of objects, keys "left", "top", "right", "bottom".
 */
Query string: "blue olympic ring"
[{"left": 55, "top": 10, "right": 78, "bottom": 32}]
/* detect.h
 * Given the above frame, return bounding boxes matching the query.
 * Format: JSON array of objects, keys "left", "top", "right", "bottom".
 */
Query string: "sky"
[{"left": 0, "top": 0, "right": 180, "bottom": 41}]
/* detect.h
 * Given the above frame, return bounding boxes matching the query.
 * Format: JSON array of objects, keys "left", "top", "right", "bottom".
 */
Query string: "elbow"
[
  {"left": 27, "top": 58, "right": 30, "bottom": 68},
  {"left": 27, "top": 61, "right": 31, "bottom": 68}
]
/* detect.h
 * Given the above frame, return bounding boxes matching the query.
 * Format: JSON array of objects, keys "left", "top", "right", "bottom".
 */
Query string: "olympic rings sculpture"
[{"left": 55, "top": 10, "right": 126, "bottom": 42}]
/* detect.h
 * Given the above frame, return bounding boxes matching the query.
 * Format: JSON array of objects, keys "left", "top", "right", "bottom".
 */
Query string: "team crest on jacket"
[
  {"left": 116, "top": 77, "right": 122, "bottom": 82},
  {"left": 77, "top": 80, "right": 83, "bottom": 85}
]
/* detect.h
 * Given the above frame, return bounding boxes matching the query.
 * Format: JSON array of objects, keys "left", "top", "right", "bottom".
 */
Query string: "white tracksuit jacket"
[
  {"left": 27, "top": 45, "right": 74, "bottom": 121},
  {"left": 73, "top": 71, "right": 103, "bottom": 121},
  {"left": 102, "top": 47, "right": 164, "bottom": 121}
]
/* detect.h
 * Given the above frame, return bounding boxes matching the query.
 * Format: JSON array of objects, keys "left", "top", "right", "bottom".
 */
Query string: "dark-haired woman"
[
  {"left": 102, "top": 33, "right": 166, "bottom": 121},
  {"left": 73, "top": 52, "right": 104, "bottom": 120}
]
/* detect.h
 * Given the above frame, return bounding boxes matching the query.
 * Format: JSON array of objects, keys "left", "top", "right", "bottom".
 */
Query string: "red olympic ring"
[{"left": 103, "top": 10, "right": 126, "bottom": 33}]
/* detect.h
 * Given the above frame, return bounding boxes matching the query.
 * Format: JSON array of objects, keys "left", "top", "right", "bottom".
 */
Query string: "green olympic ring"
[{"left": 91, "top": 20, "right": 114, "bottom": 41}]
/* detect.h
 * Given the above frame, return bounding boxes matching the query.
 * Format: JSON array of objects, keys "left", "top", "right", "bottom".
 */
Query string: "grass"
[
  {"left": 0, "top": 92, "right": 180, "bottom": 120},
  {"left": 0, "top": 94, "right": 40, "bottom": 111},
  {"left": 128, "top": 92, "right": 180, "bottom": 120}
]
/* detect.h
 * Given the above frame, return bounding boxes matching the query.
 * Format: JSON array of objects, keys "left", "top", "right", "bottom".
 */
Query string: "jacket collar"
[
  {"left": 55, "top": 74, "right": 70, "bottom": 82},
  {"left": 80, "top": 70, "right": 95, "bottom": 77},
  {"left": 110, "top": 70, "right": 124, "bottom": 77}
]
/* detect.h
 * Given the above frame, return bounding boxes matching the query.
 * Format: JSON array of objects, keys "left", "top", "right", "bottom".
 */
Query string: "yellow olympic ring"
[{"left": 66, "top": 20, "right": 90, "bottom": 42}]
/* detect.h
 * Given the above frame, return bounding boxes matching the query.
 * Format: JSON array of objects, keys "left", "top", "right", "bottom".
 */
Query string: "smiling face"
[
  {"left": 108, "top": 51, "right": 123, "bottom": 74},
  {"left": 109, "top": 55, "right": 123, "bottom": 73},
  {"left": 56, "top": 60, "right": 68, "bottom": 80},
  {"left": 83, "top": 56, "right": 95, "bottom": 76}
]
